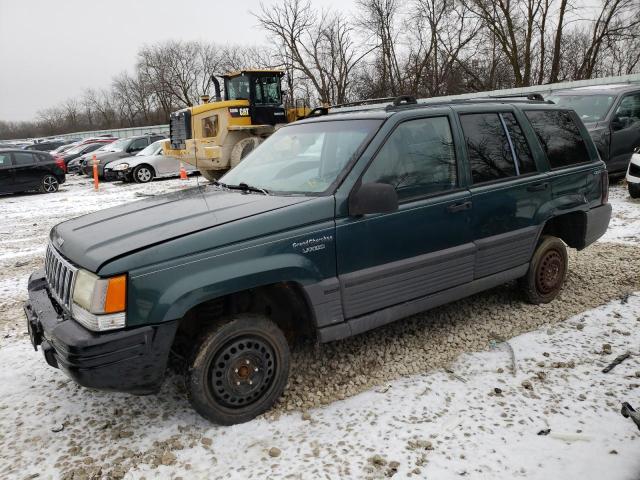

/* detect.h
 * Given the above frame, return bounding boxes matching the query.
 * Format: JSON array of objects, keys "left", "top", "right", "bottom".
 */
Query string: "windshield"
[
  {"left": 63, "top": 144, "right": 85, "bottom": 155},
  {"left": 220, "top": 119, "right": 382, "bottom": 194},
  {"left": 104, "top": 137, "right": 128, "bottom": 152},
  {"left": 547, "top": 94, "right": 616, "bottom": 122},
  {"left": 225, "top": 75, "right": 250, "bottom": 100},
  {"left": 137, "top": 141, "right": 161, "bottom": 156}
]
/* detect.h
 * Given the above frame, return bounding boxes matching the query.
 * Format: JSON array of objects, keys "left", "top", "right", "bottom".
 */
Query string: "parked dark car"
[
  {"left": 0, "top": 149, "right": 66, "bottom": 194},
  {"left": 61, "top": 140, "right": 114, "bottom": 166},
  {"left": 25, "top": 96, "right": 610, "bottom": 425},
  {"left": 24, "top": 140, "right": 71, "bottom": 152},
  {"left": 548, "top": 84, "right": 640, "bottom": 175},
  {"left": 80, "top": 134, "right": 166, "bottom": 178}
]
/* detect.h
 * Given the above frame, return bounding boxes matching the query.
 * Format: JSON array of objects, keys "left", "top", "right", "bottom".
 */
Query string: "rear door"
[
  {"left": 336, "top": 113, "right": 474, "bottom": 319},
  {"left": 11, "top": 151, "right": 40, "bottom": 189},
  {"left": 609, "top": 91, "right": 640, "bottom": 173},
  {"left": 457, "top": 107, "right": 551, "bottom": 279},
  {"left": 0, "top": 152, "right": 15, "bottom": 193}
]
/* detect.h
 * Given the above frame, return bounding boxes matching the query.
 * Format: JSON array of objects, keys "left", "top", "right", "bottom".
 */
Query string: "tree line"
[{"left": 2, "top": 0, "right": 639, "bottom": 140}]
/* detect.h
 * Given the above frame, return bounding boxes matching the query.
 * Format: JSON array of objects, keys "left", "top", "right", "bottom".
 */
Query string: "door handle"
[
  {"left": 527, "top": 182, "right": 548, "bottom": 192},
  {"left": 446, "top": 201, "right": 472, "bottom": 213}
]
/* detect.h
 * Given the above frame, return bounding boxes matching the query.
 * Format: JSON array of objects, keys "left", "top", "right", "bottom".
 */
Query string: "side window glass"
[
  {"left": 501, "top": 113, "right": 536, "bottom": 174},
  {"left": 0, "top": 153, "right": 11, "bottom": 167},
  {"left": 524, "top": 110, "right": 590, "bottom": 168},
  {"left": 12, "top": 152, "right": 35, "bottom": 166},
  {"left": 612, "top": 93, "right": 640, "bottom": 132},
  {"left": 362, "top": 116, "right": 457, "bottom": 201},
  {"left": 129, "top": 138, "right": 147, "bottom": 151},
  {"left": 202, "top": 116, "right": 218, "bottom": 138},
  {"left": 460, "top": 113, "right": 516, "bottom": 183}
]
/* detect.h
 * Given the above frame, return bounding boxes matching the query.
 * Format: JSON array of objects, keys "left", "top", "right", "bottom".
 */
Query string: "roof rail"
[
  {"left": 331, "top": 97, "right": 397, "bottom": 109},
  {"left": 485, "top": 92, "right": 545, "bottom": 101}
]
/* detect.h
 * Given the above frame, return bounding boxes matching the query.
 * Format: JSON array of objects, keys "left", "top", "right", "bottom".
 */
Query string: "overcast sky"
[{"left": 0, "top": 0, "right": 351, "bottom": 122}]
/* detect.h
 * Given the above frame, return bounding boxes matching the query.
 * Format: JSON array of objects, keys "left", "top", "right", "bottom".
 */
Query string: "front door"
[
  {"left": 610, "top": 91, "right": 640, "bottom": 173},
  {"left": 11, "top": 151, "right": 39, "bottom": 190},
  {"left": 0, "top": 152, "right": 15, "bottom": 193},
  {"left": 336, "top": 114, "right": 473, "bottom": 319},
  {"left": 458, "top": 109, "right": 551, "bottom": 278}
]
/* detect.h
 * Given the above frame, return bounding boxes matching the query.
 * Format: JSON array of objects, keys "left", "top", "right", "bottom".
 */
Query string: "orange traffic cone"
[{"left": 179, "top": 162, "right": 188, "bottom": 180}]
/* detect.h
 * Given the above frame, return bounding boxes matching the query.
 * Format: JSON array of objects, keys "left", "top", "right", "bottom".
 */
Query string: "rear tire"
[
  {"left": 629, "top": 182, "right": 640, "bottom": 199},
  {"left": 133, "top": 165, "right": 154, "bottom": 183},
  {"left": 185, "top": 314, "right": 290, "bottom": 425},
  {"left": 520, "top": 235, "right": 568, "bottom": 304},
  {"left": 40, "top": 174, "right": 59, "bottom": 193}
]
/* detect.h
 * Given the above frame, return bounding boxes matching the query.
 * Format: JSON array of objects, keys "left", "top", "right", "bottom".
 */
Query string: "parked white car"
[
  {"left": 104, "top": 140, "right": 197, "bottom": 183},
  {"left": 627, "top": 149, "right": 640, "bottom": 198}
]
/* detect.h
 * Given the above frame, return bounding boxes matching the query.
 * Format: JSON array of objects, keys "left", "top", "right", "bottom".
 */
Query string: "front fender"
[
  {"left": 155, "top": 254, "right": 323, "bottom": 323},
  {"left": 125, "top": 226, "right": 337, "bottom": 327}
]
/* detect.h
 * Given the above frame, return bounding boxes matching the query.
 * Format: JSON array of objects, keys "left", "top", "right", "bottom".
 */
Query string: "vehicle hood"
[{"left": 50, "top": 186, "right": 313, "bottom": 272}]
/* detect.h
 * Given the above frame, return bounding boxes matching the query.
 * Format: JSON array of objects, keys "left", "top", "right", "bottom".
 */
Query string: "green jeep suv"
[{"left": 25, "top": 96, "right": 611, "bottom": 425}]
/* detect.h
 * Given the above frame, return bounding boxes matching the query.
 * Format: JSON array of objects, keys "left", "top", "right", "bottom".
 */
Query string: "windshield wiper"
[{"left": 212, "top": 180, "right": 269, "bottom": 195}]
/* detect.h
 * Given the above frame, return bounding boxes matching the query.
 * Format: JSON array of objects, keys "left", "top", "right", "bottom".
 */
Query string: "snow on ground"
[
  {"left": 0, "top": 177, "right": 639, "bottom": 479},
  {"left": 601, "top": 181, "right": 640, "bottom": 245}
]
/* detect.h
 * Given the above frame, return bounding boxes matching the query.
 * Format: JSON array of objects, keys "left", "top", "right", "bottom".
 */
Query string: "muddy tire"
[
  {"left": 133, "top": 164, "right": 154, "bottom": 183},
  {"left": 186, "top": 314, "right": 290, "bottom": 425},
  {"left": 230, "top": 136, "right": 261, "bottom": 169},
  {"left": 629, "top": 182, "right": 640, "bottom": 199},
  {"left": 39, "top": 174, "right": 59, "bottom": 193},
  {"left": 201, "top": 169, "right": 225, "bottom": 182},
  {"left": 520, "top": 235, "right": 568, "bottom": 304}
]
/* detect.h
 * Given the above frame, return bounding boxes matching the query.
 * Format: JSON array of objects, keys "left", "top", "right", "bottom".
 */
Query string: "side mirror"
[{"left": 349, "top": 182, "right": 398, "bottom": 216}]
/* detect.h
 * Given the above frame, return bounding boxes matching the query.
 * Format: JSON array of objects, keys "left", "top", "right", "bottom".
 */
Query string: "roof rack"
[
  {"left": 484, "top": 92, "right": 545, "bottom": 101},
  {"left": 332, "top": 97, "right": 398, "bottom": 109}
]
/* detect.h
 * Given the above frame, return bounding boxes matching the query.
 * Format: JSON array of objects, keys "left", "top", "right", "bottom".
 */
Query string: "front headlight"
[
  {"left": 113, "top": 163, "right": 129, "bottom": 171},
  {"left": 72, "top": 269, "right": 127, "bottom": 331}
]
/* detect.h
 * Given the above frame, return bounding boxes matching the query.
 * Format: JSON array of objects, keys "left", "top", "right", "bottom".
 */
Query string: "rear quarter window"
[{"left": 524, "top": 110, "right": 591, "bottom": 168}]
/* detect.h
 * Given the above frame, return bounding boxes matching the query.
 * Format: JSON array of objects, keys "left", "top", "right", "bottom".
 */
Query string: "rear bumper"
[
  {"left": 24, "top": 269, "right": 177, "bottom": 394},
  {"left": 582, "top": 203, "right": 612, "bottom": 248}
]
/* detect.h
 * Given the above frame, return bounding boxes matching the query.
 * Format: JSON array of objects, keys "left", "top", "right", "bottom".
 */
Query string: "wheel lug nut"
[
  {"left": 245, "top": 359, "right": 250, "bottom": 364},
  {"left": 234, "top": 368, "right": 238, "bottom": 373},
  {"left": 236, "top": 381, "right": 240, "bottom": 386},
  {"left": 254, "top": 367, "right": 259, "bottom": 372},
  {"left": 249, "top": 380, "right": 253, "bottom": 385}
]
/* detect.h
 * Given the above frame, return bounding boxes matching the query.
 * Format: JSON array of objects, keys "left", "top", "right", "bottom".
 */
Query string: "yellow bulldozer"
[{"left": 162, "top": 69, "right": 310, "bottom": 181}]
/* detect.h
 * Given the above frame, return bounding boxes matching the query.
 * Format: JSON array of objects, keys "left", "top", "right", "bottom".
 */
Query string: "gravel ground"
[{"left": 0, "top": 177, "right": 639, "bottom": 479}]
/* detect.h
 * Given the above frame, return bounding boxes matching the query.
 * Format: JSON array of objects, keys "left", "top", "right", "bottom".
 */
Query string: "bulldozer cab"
[{"left": 223, "top": 70, "right": 287, "bottom": 126}]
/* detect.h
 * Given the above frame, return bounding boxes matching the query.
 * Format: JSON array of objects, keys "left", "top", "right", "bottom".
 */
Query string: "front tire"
[
  {"left": 629, "top": 182, "right": 640, "bottom": 199},
  {"left": 40, "top": 174, "right": 59, "bottom": 193},
  {"left": 133, "top": 165, "right": 154, "bottom": 183},
  {"left": 521, "top": 235, "right": 568, "bottom": 304},
  {"left": 230, "top": 136, "right": 262, "bottom": 169},
  {"left": 201, "top": 169, "right": 225, "bottom": 182},
  {"left": 186, "top": 315, "right": 290, "bottom": 425}
]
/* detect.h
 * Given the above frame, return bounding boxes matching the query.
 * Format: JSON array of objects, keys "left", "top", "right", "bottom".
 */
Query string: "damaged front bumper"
[{"left": 24, "top": 269, "right": 177, "bottom": 394}]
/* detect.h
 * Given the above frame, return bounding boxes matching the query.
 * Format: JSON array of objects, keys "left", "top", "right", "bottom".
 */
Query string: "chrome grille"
[{"left": 44, "top": 244, "right": 78, "bottom": 310}]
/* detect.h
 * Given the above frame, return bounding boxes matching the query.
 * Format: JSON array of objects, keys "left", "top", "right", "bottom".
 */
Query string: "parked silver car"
[{"left": 104, "top": 140, "right": 198, "bottom": 183}]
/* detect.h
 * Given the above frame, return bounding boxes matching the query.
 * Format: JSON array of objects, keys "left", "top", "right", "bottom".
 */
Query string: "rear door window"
[
  {"left": 501, "top": 113, "right": 536, "bottom": 174},
  {"left": 460, "top": 113, "right": 517, "bottom": 183},
  {"left": 12, "top": 152, "right": 35, "bottom": 166},
  {"left": 524, "top": 110, "right": 590, "bottom": 168}
]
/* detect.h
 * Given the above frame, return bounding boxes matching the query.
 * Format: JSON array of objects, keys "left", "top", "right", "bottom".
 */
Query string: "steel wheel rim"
[
  {"left": 43, "top": 176, "right": 58, "bottom": 192},
  {"left": 536, "top": 249, "right": 564, "bottom": 294},
  {"left": 208, "top": 335, "right": 277, "bottom": 409},
  {"left": 137, "top": 168, "right": 151, "bottom": 182}
]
